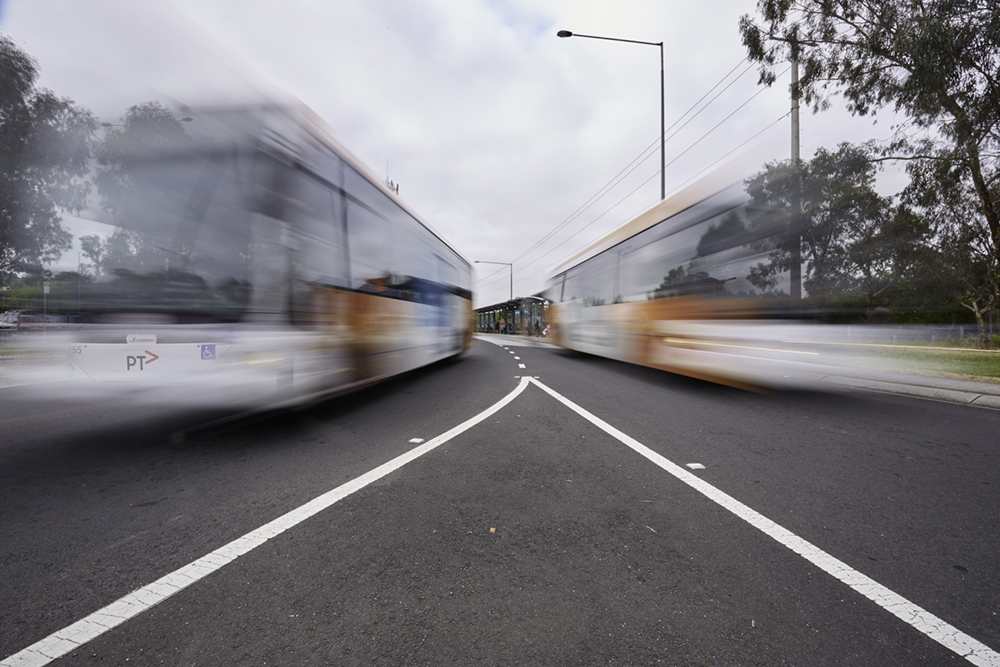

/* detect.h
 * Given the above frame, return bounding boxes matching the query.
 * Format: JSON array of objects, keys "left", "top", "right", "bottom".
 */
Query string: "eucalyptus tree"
[
  {"left": 0, "top": 35, "right": 96, "bottom": 282},
  {"left": 744, "top": 143, "right": 907, "bottom": 314},
  {"left": 740, "top": 1, "right": 1000, "bottom": 266},
  {"left": 905, "top": 157, "right": 999, "bottom": 345}
]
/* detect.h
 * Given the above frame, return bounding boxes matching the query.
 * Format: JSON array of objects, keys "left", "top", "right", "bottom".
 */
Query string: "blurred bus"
[
  {"left": 39, "top": 105, "right": 473, "bottom": 408},
  {"left": 543, "top": 175, "right": 809, "bottom": 389}
]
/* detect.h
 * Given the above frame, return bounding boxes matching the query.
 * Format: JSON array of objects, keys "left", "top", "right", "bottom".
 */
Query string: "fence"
[{"left": 841, "top": 323, "right": 996, "bottom": 347}]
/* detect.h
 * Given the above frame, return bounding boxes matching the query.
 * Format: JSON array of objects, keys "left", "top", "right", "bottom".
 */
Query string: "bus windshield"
[{"left": 82, "top": 147, "right": 275, "bottom": 322}]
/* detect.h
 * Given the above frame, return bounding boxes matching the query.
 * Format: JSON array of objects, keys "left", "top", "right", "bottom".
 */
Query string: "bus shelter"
[{"left": 475, "top": 296, "right": 548, "bottom": 336}]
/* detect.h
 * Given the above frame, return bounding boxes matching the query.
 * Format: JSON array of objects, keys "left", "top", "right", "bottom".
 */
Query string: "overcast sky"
[{"left": 2, "top": 0, "right": 906, "bottom": 306}]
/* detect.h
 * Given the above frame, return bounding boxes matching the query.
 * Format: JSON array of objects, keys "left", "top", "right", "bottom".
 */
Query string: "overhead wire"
[
  {"left": 484, "top": 109, "right": 791, "bottom": 293},
  {"left": 503, "top": 57, "right": 752, "bottom": 269},
  {"left": 475, "top": 59, "right": 793, "bottom": 299},
  {"left": 477, "top": 20, "right": 814, "bottom": 302},
  {"left": 669, "top": 110, "right": 791, "bottom": 194},
  {"left": 474, "top": 264, "right": 507, "bottom": 284},
  {"left": 476, "top": 57, "right": 754, "bottom": 291},
  {"left": 545, "top": 78, "right": 790, "bottom": 271},
  {"left": 661, "top": 65, "right": 790, "bottom": 173},
  {"left": 484, "top": 16, "right": 817, "bottom": 287}
]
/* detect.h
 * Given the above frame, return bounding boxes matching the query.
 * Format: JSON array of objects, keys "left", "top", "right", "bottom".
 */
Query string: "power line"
[
  {"left": 474, "top": 264, "right": 507, "bottom": 284},
  {"left": 669, "top": 111, "right": 791, "bottom": 193},
  {"left": 477, "top": 107, "right": 792, "bottom": 296},
  {"left": 477, "top": 23, "right": 812, "bottom": 304},
  {"left": 488, "top": 20, "right": 818, "bottom": 290},
  {"left": 477, "top": 64, "right": 792, "bottom": 299},
  {"left": 505, "top": 58, "right": 753, "bottom": 270},
  {"left": 477, "top": 60, "right": 755, "bottom": 298},
  {"left": 542, "top": 107, "right": 792, "bottom": 279}
]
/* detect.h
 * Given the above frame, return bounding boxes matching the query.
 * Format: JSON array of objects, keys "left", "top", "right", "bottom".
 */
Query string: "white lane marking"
[
  {"left": 686, "top": 463, "right": 706, "bottom": 470},
  {"left": 509, "top": 351, "right": 515, "bottom": 354},
  {"left": 514, "top": 356, "right": 521, "bottom": 360},
  {"left": 408, "top": 438, "right": 424, "bottom": 444},
  {"left": 527, "top": 377, "right": 1000, "bottom": 667},
  {"left": 518, "top": 363, "right": 526, "bottom": 369},
  {"left": 1, "top": 378, "right": 533, "bottom": 667}
]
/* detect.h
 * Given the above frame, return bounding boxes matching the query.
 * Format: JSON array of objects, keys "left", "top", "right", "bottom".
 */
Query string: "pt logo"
[{"left": 126, "top": 350, "right": 160, "bottom": 371}]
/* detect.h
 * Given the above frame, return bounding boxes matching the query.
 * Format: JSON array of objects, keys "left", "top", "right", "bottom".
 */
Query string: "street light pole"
[
  {"left": 474, "top": 260, "right": 513, "bottom": 301},
  {"left": 558, "top": 30, "right": 665, "bottom": 200}
]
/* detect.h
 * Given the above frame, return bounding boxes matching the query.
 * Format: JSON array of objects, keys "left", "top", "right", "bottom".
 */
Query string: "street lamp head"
[{"left": 557, "top": 30, "right": 573, "bottom": 38}]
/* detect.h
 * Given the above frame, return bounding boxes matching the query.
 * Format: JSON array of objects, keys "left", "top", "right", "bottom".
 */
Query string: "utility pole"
[
  {"left": 789, "top": 37, "right": 803, "bottom": 301},
  {"left": 791, "top": 56, "right": 800, "bottom": 164}
]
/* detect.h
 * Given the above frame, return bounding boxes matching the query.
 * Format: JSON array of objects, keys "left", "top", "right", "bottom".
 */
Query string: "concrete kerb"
[{"left": 819, "top": 373, "right": 1000, "bottom": 410}]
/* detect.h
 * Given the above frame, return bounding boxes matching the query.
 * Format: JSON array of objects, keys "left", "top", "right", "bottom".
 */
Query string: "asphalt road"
[{"left": 1, "top": 335, "right": 998, "bottom": 666}]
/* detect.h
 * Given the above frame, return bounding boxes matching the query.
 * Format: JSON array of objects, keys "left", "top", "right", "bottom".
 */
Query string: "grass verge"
[{"left": 845, "top": 344, "right": 1000, "bottom": 384}]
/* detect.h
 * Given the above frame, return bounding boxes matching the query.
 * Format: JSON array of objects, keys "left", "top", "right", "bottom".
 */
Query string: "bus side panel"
[{"left": 551, "top": 297, "right": 767, "bottom": 388}]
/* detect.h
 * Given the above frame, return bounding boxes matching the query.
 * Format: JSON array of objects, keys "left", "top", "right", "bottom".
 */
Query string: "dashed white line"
[
  {"left": 527, "top": 377, "right": 1000, "bottom": 667},
  {"left": 518, "top": 363, "right": 526, "bottom": 369},
  {"left": 1, "top": 378, "right": 533, "bottom": 667}
]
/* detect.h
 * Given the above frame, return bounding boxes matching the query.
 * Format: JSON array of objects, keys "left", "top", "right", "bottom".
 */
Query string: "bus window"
[{"left": 290, "top": 170, "right": 345, "bottom": 286}]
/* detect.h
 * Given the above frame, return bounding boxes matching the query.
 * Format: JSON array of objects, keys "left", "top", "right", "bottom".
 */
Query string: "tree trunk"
[
  {"left": 962, "top": 133, "right": 1000, "bottom": 268},
  {"left": 941, "top": 93, "right": 1000, "bottom": 267},
  {"left": 974, "top": 307, "right": 989, "bottom": 348}
]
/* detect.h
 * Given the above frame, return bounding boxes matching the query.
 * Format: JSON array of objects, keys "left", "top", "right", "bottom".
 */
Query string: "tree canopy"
[
  {"left": 739, "top": 0, "right": 1000, "bottom": 265},
  {"left": 903, "top": 156, "right": 999, "bottom": 343},
  {"left": 0, "top": 34, "right": 96, "bottom": 282},
  {"left": 744, "top": 143, "right": 918, "bottom": 312}
]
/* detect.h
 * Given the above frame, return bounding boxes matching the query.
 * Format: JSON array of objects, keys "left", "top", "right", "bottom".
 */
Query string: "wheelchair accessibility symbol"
[{"left": 201, "top": 344, "right": 216, "bottom": 360}]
